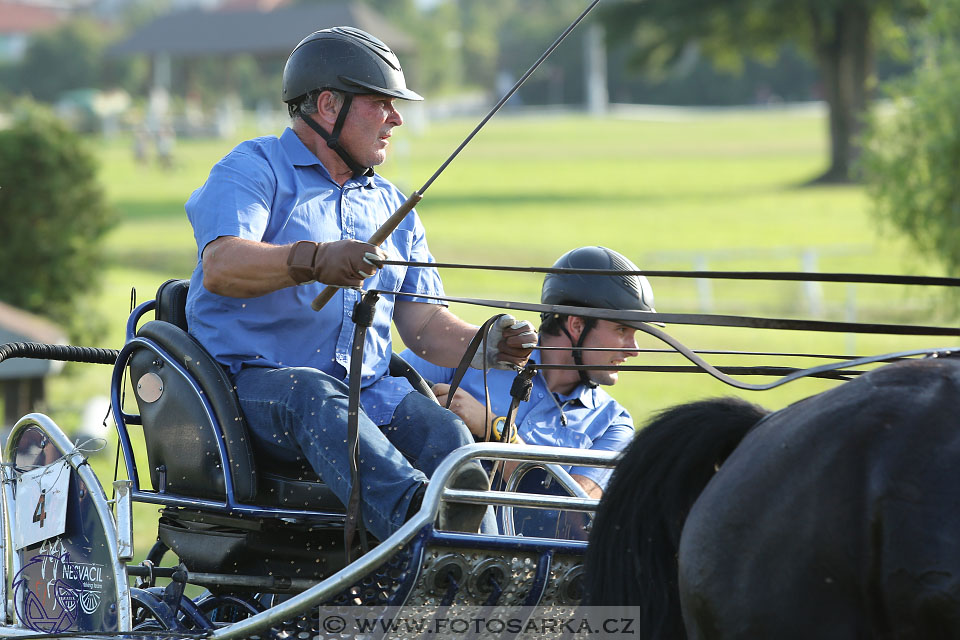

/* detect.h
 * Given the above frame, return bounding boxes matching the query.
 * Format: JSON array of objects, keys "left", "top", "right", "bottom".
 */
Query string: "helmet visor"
[{"left": 340, "top": 75, "right": 424, "bottom": 101}]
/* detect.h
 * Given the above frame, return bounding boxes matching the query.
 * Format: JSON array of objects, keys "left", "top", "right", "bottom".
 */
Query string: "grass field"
[{"left": 36, "top": 105, "right": 957, "bottom": 555}]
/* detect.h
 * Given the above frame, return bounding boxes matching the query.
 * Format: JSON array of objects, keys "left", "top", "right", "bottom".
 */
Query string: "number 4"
[{"left": 32, "top": 490, "right": 46, "bottom": 528}]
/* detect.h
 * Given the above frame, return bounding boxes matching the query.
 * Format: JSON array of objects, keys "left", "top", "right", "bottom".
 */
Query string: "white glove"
[{"left": 470, "top": 314, "right": 534, "bottom": 370}]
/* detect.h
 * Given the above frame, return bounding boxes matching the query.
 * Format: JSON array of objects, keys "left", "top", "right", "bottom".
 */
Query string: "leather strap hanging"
[
  {"left": 343, "top": 291, "right": 379, "bottom": 563},
  {"left": 443, "top": 314, "right": 508, "bottom": 443}
]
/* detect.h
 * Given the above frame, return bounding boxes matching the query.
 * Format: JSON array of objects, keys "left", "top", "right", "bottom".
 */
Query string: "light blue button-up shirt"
[
  {"left": 398, "top": 350, "right": 634, "bottom": 488},
  {"left": 185, "top": 127, "right": 445, "bottom": 425}
]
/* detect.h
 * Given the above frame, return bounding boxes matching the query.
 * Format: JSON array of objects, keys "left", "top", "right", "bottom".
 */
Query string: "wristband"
[{"left": 287, "top": 240, "right": 320, "bottom": 284}]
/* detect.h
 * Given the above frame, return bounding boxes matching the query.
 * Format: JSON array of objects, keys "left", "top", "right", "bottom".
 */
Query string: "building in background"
[
  {"left": 108, "top": 2, "right": 417, "bottom": 137},
  {"left": 0, "top": 1, "right": 64, "bottom": 62},
  {"left": 0, "top": 301, "right": 65, "bottom": 428}
]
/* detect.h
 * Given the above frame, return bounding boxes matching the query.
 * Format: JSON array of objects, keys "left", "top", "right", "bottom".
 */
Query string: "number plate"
[{"left": 15, "top": 460, "right": 71, "bottom": 549}]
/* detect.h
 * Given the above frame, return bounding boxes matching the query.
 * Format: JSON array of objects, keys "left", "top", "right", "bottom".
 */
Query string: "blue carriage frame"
[{"left": 0, "top": 285, "right": 617, "bottom": 637}]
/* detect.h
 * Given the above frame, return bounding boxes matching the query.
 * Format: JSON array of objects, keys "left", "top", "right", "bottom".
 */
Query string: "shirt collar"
[
  {"left": 353, "top": 169, "right": 376, "bottom": 189},
  {"left": 280, "top": 127, "right": 377, "bottom": 189},
  {"left": 556, "top": 383, "right": 597, "bottom": 409},
  {"left": 281, "top": 127, "right": 322, "bottom": 168},
  {"left": 531, "top": 353, "right": 597, "bottom": 409}
]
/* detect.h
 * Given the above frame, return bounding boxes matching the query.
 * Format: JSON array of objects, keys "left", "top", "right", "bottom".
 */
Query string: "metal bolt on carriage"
[{"left": 0, "top": 279, "right": 613, "bottom": 639}]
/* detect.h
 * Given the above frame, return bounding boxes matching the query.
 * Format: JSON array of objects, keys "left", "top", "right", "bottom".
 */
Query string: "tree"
[
  {"left": 0, "top": 103, "right": 117, "bottom": 341},
  {"left": 861, "top": 0, "right": 960, "bottom": 283},
  {"left": 495, "top": 0, "right": 595, "bottom": 104},
  {"left": 359, "top": 0, "right": 596, "bottom": 98},
  {"left": 17, "top": 19, "right": 107, "bottom": 103},
  {"left": 359, "top": 0, "right": 466, "bottom": 93},
  {"left": 598, "top": 0, "right": 926, "bottom": 183}
]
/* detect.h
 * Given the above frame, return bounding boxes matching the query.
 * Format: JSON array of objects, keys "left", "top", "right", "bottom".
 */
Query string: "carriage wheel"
[
  {"left": 129, "top": 588, "right": 179, "bottom": 631},
  {"left": 196, "top": 593, "right": 265, "bottom": 625},
  {"left": 129, "top": 586, "right": 214, "bottom": 632}
]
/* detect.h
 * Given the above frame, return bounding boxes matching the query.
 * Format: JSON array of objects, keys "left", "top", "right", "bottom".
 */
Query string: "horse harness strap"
[
  {"left": 344, "top": 291, "right": 379, "bottom": 563},
  {"left": 445, "top": 314, "right": 509, "bottom": 443},
  {"left": 341, "top": 307, "right": 517, "bottom": 557},
  {"left": 365, "top": 288, "right": 959, "bottom": 392},
  {"left": 505, "top": 366, "right": 535, "bottom": 441},
  {"left": 377, "top": 260, "right": 960, "bottom": 289},
  {"left": 373, "top": 291, "right": 960, "bottom": 338}
]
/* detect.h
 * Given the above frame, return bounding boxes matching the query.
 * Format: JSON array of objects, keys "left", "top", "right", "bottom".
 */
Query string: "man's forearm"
[
  {"left": 571, "top": 474, "right": 603, "bottom": 499},
  {"left": 395, "top": 302, "right": 478, "bottom": 368},
  {"left": 202, "top": 236, "right": 294, "bottom": 298}
]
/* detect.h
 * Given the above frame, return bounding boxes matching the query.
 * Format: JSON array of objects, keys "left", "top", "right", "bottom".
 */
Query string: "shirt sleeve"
[
  {"left": 568, "top": 411, "right": 635, "bottom": 489},
  {"left": 185, "top": 148, "right": 276, "bottom": 258},
  {"left": 396, "top": 348, "right": 455, "bottom": 386}
]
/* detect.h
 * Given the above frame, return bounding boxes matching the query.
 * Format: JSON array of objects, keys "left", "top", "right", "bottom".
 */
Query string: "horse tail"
[{"left": 584, "top": 396, "right": 769, "bottom": 638}]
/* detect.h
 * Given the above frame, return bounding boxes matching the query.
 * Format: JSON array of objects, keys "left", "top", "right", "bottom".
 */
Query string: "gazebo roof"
[
  {"left": 0, "top": 301, "right": 66, "bottom": 380},
  {"left": 109, "top": 4, "right": 415, "bottom": 58}
]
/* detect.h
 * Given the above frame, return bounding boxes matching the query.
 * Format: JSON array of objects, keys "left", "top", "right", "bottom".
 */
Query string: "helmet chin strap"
[
  {"left": 560, "top": 317, "right": 598, "bottom": 389},
  {"left": 300, "top": 93, "right": 370, "bottom": 178}
]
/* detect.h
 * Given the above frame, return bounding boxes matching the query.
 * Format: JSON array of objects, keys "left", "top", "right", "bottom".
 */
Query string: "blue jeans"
[{"left": 233, "top": 366, "right": 493, "bottom": 540}]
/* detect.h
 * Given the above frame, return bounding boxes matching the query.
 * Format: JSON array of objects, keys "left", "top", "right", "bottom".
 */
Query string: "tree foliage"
[
  {"left": 599, "top": 0, "right": 920, "bottom": 73},
  {"left": 861, "top": 0, "right": 960, "bottom": 281},
  {"left": 0, "top": 103, "right": 117, "bottom": 340},
  {"left": 357, "top": 0, "right": 466, "bottom": 93},
  {"left": 597, "top": 0, "right": 927, "bottom": 182},
  {"left": 358, "top": 0, "right": 591, "bottom": 95},
  {"left": 5, "top": 17, "right": 147, "bottom": 107},
  {"left": 17, "top": 20, "right": 106, "bottom": 102}
]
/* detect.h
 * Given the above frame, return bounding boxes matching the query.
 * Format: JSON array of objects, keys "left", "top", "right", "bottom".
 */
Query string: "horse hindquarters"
[
  {"left": 676, "top": 409, "right": 877, "bottom": 640},
  {"left": 678, "top": 357, "right": 960, "bottom": 640},
  {"left": 872, "top": 370, "right": 960, "bottom": 639},
  {"left": 584, "top": 397, "right": 767, "bottom": 639}
]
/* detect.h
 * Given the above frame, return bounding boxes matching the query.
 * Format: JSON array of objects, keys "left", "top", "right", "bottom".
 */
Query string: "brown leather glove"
[{"left": 286, "top": 240, "right": 386, "bottom": 287}]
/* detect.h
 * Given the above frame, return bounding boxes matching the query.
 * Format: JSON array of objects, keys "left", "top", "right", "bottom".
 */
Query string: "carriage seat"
[
  {"left": 130, "top": 279, "right": 344, "bottom": 511},
  {"left": 129, "top": 279, "right": 436, "bottom": 514}
]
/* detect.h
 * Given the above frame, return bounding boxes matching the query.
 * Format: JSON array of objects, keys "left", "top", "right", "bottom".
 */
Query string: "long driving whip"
[{"left": 311, "top": 0, "right": 603, "bottom": 311}]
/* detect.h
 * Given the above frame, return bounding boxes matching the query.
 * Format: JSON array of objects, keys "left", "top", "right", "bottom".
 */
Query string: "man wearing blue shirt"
[
  {"left": 401, "top": 246, "right": 657, "bottom": 538},
  {"left": 184, "top": 27, "right": 534, "bottom": 541}
]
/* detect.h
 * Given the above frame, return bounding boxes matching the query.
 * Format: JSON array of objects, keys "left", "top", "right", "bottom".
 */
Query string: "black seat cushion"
[
  {"left": 132, "top": 320, "right": 258, "bottom": 502},
  {"left": 155, "top": 278, "right": 190, "bottom": 330},
  {"left": 133, "top": 320, "right": 350, "bottom": 512}
]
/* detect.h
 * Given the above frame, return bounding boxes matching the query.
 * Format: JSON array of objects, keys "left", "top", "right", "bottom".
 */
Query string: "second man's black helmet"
[
  {"left": 541, "top": 246, "right": 656, "bottom": 314},
  {"left": 541, "top": 246, "right": 657, "bottom": 388},
  {"left": 282, "top": 26, "right": 423, "bottom": 104},
  {"left": 282, "top": 27, "right": 422, "bottom": 176}
]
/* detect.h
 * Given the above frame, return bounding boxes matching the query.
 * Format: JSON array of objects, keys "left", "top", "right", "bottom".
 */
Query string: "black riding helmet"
[
  {"left": 282, "top": 26, "right": 423, "bottom": 176},
  {"left": 541, "top": 246, "right": 657, "bottom": 387}
]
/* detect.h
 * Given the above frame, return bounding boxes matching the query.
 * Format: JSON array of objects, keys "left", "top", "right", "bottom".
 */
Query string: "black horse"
[{"left": 585, "top": 355, "right": 960, "bottom": 639}]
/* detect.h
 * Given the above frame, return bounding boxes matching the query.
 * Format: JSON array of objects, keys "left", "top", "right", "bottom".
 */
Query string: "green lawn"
[{"left": 37, "top": 106, "right": 956, "bottom": 556}]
